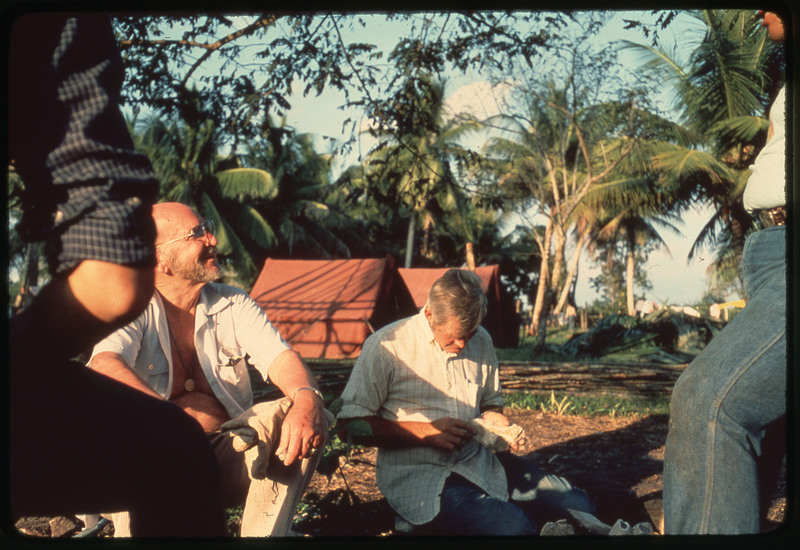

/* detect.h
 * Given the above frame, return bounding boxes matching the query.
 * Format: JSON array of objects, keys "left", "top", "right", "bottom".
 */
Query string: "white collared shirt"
[
  {"left": 89, "top": 283, "right": 292, "bottom": 419},
  {"left": 338, "top": 310, "right": 507, "bottom": 525}
]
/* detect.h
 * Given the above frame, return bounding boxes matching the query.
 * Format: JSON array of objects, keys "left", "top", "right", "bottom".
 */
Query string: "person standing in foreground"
[
  {"left": 663, "top": 9, "right": 788, "bottom": 534},
  {"left": 8, "top": 14, "right": 224, "bottom": 536},
  {"left": 338, "top": 269, "right": 594, "bottom": 535}
]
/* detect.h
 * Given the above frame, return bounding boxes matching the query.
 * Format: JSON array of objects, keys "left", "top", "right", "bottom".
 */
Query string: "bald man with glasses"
[{"left": 87, "top": 202, "right": 330, "bottom": 536}]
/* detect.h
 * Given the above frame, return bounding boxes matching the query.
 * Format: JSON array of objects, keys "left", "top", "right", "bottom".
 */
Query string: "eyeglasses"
[{"left": 156, "top": 220, "right": 215, "bottom": 248}]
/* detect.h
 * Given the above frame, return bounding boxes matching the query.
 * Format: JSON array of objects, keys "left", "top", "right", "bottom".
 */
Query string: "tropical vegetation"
[{"left": 8, "top": 9, "right": 785, "bottom": 344}]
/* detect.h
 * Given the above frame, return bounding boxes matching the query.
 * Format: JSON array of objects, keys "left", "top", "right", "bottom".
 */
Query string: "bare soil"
[
  {"left": 13, "top": 409, "right": 786, "bottom": 538},
  {"left": 296, "top": 409, "right": 786, "bottom": 537}
]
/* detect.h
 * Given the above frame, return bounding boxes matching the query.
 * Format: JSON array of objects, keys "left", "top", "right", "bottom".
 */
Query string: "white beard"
[{"left": 164, "top": 249, "right": 221, "bottom": 283}]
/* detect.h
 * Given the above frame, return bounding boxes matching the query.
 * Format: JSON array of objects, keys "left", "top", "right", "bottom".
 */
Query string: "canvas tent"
[
  {"left": 250, "top": 255, "right": 416, "bottom": 359},
  {"left": 397, "top": 265, "right": 520, "bottom": 348}
]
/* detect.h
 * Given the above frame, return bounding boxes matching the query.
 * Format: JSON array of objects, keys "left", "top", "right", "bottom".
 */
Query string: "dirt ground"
[
  {"left": 296, "top": 409, "right": 787, "bottom": 537},
  {"left": 13, "top": 409, "right": 786, "bottom": 538}
]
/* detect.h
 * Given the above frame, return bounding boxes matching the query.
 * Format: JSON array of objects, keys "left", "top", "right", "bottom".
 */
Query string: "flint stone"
[
  {"left": 49, "top": 516, "right": 80, "bottom": 537},
  {"left": 540, "top": 519, "right": 575, "bottom": 536}
]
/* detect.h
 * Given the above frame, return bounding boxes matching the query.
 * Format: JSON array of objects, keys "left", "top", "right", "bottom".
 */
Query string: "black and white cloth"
[{"left": 9, "top": 14, "right": 158, "bottom": 274}]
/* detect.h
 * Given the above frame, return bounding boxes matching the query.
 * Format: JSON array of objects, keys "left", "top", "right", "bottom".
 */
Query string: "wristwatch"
[{"left": 292, "top": 386, "right": 324, "bottom": 402}]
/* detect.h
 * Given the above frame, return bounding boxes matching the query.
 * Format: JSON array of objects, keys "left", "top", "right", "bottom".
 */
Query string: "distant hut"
[{"left": 250, "top": 255, "right": 416, "bottom": 359}]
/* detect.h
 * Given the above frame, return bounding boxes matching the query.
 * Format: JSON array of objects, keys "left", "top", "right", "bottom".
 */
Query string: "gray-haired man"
[{"left": 338, "top": 268, "right": 594, "bottom": 535}]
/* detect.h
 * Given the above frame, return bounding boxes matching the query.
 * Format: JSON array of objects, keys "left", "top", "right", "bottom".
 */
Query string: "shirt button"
[
  {"left": 54, "top": 210, "right": 64, "bottom": 224},
  {"left": 148, "top": 364, "right": 154, "bottom": 370}
]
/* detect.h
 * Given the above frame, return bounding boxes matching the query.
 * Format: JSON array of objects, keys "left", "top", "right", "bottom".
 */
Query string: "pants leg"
[
  {"left": 209, "top": 432, "right": 252, "bottom": 508},
  {"left": 234, "top": 402, "right": 332, "bottom": 537},
  {"left": 9, "top": 357, "right": 225, "bottom": 537},
  {"left": 424, "top": 473, "right": 536, "bottom": 536},
  {"left": 239, "top": 453, "right": 321, "bottom": 537},
  {"left": 422, "top": 453, "right": 593, "bottom": 535},
  {"left": 663, "top": 227, "right": 786, "bottom": 534},
  {"left": 497, "top": 451, "right": 595, "bottom": 525}
]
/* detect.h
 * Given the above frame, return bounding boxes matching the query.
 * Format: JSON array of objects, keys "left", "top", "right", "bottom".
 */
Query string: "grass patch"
[{"left": 505, "top": 390, "right": 670, "bottom": 417}]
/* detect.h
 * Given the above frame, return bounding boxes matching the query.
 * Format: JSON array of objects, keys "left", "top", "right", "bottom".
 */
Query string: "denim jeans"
[
  {"left": 663, "top": 226, "right": 787, "bottom": 534},
  {"left": 421, "top": 452, "right": 595, "bottom": 535}
]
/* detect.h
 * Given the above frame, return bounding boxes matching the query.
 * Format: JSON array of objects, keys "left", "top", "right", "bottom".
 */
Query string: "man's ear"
[
  {"left": 423, "top": 304, "right": 433, "bottom": 323},
  {"left": 155, "top": 251, "right": 171, "bottom": 275}
]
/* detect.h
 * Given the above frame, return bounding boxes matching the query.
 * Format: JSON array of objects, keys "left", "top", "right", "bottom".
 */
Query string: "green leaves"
[{"left": 216, "top": 168, "right": 278, "bottom": 201}]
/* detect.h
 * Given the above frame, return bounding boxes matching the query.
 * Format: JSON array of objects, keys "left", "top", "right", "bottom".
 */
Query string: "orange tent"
[
  {"left": 250, "top": 255, "right": 416, "bottom": 359},
  {"left": 397, "top": 265, "right": 520, "bottom": 348}
]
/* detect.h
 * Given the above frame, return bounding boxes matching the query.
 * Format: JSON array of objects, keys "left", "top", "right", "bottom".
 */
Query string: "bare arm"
[
  {"left": 265, "top": 349, "right": 328, "bottom": 465},
  {"left": 341, "top": 415, "right": 478, "bottom": 452},
  {"left": 11, "top": 262, "right": 153, "bottom": 362},
  {"left": 89, "top": 350, "right": 163, "bottom": 400}
]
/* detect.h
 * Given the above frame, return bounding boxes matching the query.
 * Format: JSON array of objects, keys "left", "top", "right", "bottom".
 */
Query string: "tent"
[
  {"left": 250, "top": 255, "right": 416, "bottom": 359},
  {"left": 397, "top": 265, "right": 520, "bottom": 348}
]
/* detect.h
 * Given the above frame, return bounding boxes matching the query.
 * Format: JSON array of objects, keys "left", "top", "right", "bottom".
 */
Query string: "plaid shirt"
[
  {"left": 338, "top": 311, "right": 507, "bottom": 525},
  {"left": 9, "top": 14, "right": 158, "bottom": 273}
]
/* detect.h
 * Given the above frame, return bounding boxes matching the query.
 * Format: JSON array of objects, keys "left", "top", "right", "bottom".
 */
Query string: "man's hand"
[
  {"left": 423, "top": 417, "right": 478, "bottom": 451},
  {"left": 275, "top": 391, "right": 328, "bottom": 466},
  {"left": 479, "top": 409, "right": 525, "bottom": 452}
]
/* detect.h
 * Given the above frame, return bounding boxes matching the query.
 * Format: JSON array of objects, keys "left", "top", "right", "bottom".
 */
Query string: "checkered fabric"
[{"left": 9, "top": 14, "right": 158, "bottom": 274}]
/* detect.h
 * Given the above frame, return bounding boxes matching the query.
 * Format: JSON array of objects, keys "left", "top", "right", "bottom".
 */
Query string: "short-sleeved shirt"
[
  {"left": 743, "top": 86, "right": 786, "bottom": 213},
  {"left": 90, "top": 283, "right": 292, "bottom": 419},
  {"left": 338, "top": 310, "right": 507, "bottom": 525}
]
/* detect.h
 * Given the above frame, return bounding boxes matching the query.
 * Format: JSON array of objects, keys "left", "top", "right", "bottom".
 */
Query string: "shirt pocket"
[
  {"left": 459, "top": 378, "right": 481, "bottom": 416},
  {"left": 216, "top": 346, "right": 247, "bottom": 385},
  {"left": 217, "top": 346, "right": 245, "bottom": 368},
  {"left": 139, "top": 357, "right": 170, "bottom": 396}
]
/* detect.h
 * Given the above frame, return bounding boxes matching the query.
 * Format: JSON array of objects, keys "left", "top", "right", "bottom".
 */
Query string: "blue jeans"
[
  {"left": 422, "top": 452, "right": 594, "bottom": 535},
  {"left": 663, "top": 226, "right": 787, "bottom": 534}
]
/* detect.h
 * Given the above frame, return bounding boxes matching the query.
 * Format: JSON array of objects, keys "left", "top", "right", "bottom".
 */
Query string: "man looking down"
[{"left": 338, "top": 268, "right": 595, "bottom": 535}]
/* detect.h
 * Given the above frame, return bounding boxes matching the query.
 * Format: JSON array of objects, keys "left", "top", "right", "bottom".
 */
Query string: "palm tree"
[
  {"left": 239, "top": 119, "right": 357, "bottom": 262},
  {"left": 133, "top": 108, "right": 276, "bottom": 288},
  {"left": 362, "top": 75, "right": 482, "bottom": 268},
  {"left": 619, "top": 9, "right": 784, "bottom": 296},
  {"left": 481, "top": 77, "right": 646, "bottom": 350}
]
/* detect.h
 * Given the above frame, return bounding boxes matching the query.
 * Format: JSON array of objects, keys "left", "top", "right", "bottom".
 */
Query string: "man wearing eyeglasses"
[{"left": 87, "top": 202, "right": 329, "bottom": 536}]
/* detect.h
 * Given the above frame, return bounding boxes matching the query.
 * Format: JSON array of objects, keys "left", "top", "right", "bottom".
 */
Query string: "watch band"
[{"left": 292, "top": 386, "right": 324, "bottom": 402}]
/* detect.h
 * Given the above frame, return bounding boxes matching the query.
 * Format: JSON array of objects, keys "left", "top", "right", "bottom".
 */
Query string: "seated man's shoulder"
[
  {"left": 370, "top": 315, "right": 417, "bottom": 342},
  {"left": 206, "top": 282, "right": 251, "bottom": 301},
  {"left": 474, "top": 325, "right": 494, "bottom": 344}
]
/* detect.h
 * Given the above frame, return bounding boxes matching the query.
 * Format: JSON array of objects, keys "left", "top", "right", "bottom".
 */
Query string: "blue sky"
[{"left": 278, "top": 10, "right": 724, "bottom": 307}]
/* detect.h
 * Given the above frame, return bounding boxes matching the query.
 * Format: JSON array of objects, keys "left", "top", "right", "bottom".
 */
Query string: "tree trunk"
[
  {"left": 465, "top": 242, "right": 476, "bottom": 271},
  {"left": 404, "top": 213, "right": 415, "bottom": 269},
  {"left": 554, "top": 228, "right": 590, "bottom": 314},
  {"left": 530, "top": 216, "right": 554, "bottom": 334},
  {"left": 24, "top": 243, "right": 40, "bottom": 291},
  {"left": 549, "top": 224, "right": 567, "bottom": 299},
  {"left": 626, "top": 230, "right": 636, "bottom": 316},
  {"left": 531, "top": 289, "right": 552, "bottom": 355}
]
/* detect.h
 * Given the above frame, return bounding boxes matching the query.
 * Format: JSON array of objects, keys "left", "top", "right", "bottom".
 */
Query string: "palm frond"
[{"left": 216, "top": 168, "right": 278, "bottom": 200}]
